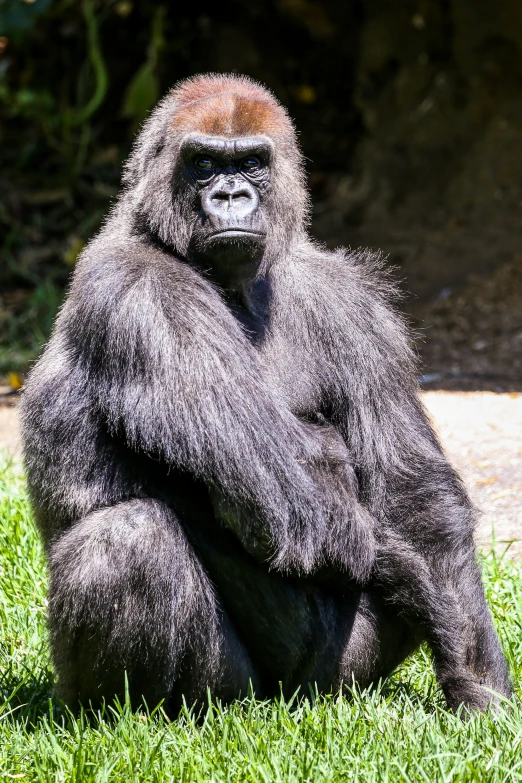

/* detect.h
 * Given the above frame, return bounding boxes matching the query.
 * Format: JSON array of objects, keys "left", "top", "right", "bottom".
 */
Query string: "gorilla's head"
[{"left": 121, "top": 74, "right": 310, "bottom": 291}]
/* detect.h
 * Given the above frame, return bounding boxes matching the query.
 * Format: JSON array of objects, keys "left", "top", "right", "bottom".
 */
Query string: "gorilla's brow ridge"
[{"left": 170, "top": 93, "right": 290, "bottom": 139}]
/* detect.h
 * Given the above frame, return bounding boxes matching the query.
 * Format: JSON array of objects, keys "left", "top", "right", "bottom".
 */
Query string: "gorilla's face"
[{"left": 181, "top": 134, "right": 272, "bottom": 289}]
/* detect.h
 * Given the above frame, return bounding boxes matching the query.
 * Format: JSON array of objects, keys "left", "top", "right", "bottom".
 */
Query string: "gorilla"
[{"left": 21, "top": 73, "right": 511, "bottom": 713}]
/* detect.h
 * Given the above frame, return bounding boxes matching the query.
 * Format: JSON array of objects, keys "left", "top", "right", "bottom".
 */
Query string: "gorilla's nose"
[{"left": 202, "top": 178, "right": 259, "bottom": 224}]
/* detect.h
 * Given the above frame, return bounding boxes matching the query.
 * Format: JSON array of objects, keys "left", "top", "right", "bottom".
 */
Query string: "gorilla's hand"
[
  {"left": 211, "top": 464, "right": 329, "bottom": 575},
  {"left": 213, "top": 418, "right": 375, "bottom": 584},
  {"left": 298, "top": 418, "right": 376, "bottom": 584}
]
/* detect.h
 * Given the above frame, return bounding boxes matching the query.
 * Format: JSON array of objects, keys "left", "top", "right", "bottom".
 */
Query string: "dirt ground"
[
  {"left": 1, "top": 390, "right": 520, "bottom": 558},
  {"left": 413, "top": 258, "right": 522, "bottom": 393}
]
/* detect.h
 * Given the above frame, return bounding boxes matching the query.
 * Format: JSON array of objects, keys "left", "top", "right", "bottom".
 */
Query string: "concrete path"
[{"left": 423, "top": 391, "right": 522, "bottom": 557}]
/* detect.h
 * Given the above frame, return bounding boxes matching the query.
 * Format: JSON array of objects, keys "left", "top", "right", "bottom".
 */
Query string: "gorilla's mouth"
[{"left": 208, "top": 228, "right": 266, "bottom": 240}]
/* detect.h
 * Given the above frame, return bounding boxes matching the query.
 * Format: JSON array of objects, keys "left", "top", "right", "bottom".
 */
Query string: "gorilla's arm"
[
  {"left": 309, "top": 248, "right": 462, "bottom": 525},
  {"left": 259, "top": 244, "right": 485, "bottom": 586},
  {"left": 47, "top": 241, "right": 363, "bottom": 575},
  {"left": 266, "top": 245, "right": 458, "bottom": 522}
]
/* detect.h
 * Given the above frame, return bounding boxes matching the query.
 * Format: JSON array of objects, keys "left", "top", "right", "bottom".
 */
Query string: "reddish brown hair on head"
[{"left": 169, "top": 74, "right": 293, "bottom": 139}]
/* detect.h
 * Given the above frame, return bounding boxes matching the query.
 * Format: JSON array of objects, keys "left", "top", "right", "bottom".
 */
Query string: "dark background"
[{"left": 1, "top": 0, "right": 521, "bottom": 389}]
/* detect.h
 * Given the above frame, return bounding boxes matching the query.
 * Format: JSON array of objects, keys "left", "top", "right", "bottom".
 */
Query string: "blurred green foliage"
[
  {"left": 0, "top": 281, "right": 62, "bottom": 377},
  {"left": 121, "top": 6, "right": 165, "bottom": 126},
  {"left": 0, "top": 0, "right": 173, "bottom": 375},
  {"left": 0, "top": 0, "right": 53, "bottom": 35},
  {"left": 0, "top": 0, "right": 362, "bottom": 377},
  {"left": 0, "top": 1, "right": 173, "bottom": 297}
]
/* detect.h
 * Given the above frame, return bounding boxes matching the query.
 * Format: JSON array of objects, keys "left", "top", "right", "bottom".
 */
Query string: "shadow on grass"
[
  {"left": 0, "top": 664, "right": 178, "bottom": 732},
  {"left": 380, "top": 677, "right": 443, "bottom": 713},
  {"left": 0, "top": 664, "right": 59, "bottom": 727}
]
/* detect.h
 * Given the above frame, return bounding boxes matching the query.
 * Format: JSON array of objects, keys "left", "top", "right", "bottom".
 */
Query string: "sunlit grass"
[{"left": 0, "top": 455, "right": 521, "bottom": 782}]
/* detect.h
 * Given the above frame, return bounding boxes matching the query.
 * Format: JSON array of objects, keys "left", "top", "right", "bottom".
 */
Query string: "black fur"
[{"left": 21, "top": 74, "right": 511, "bottom": 713}]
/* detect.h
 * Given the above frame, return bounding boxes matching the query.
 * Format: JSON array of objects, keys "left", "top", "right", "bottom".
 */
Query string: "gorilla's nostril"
[{"left": 211, "top": 189, "right": 252, "bottom": 204}]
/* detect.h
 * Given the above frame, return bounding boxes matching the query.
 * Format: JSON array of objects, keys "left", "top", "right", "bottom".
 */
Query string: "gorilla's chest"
[{"left": 256, "top": 331, "right": 326, "bottom": 417}]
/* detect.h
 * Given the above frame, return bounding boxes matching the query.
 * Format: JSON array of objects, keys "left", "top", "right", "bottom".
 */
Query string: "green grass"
[{"left": 0, "top": 456, "right": 521, "bottom": 782}]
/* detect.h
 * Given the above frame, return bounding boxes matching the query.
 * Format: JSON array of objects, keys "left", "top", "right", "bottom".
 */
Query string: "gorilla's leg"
[
  {"left": 182, "top": 510, "right": 366, "bottom": 695},
  {"left": 185, "top": 520, "right": 416, "bottom": 698},
  {"left": 48, "top": 499, "right": 257, "bottom": 711},
  {"left": 337, "top": 592, "right": 422, "bottom": 689}
]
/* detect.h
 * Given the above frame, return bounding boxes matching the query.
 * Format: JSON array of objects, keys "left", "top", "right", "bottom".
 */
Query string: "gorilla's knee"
[{"left": 48, "top": 499, "right": 220, "bottom": 709}]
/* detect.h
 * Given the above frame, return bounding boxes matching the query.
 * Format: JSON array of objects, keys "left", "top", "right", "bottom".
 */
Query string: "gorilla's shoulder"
[
  {"left": 71, "top": 235, "right": 212, "bottom": 307},
  {"left": 288, "top": 242, "right": 403, "bottom": 311},
  {"left": 272, "top": 242, "right": 413, "bottom": 360},
  {"left": 76, "top": 236, "right": 180, "bottom": 284}
]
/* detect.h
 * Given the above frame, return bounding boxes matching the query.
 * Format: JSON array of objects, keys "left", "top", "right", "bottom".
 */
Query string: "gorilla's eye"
[
  {"left": 195, "top": 156, "right": 216, "bottom": 172},
  {"left": 241, "top": 156, "right": 262, "bottom": 172}
]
